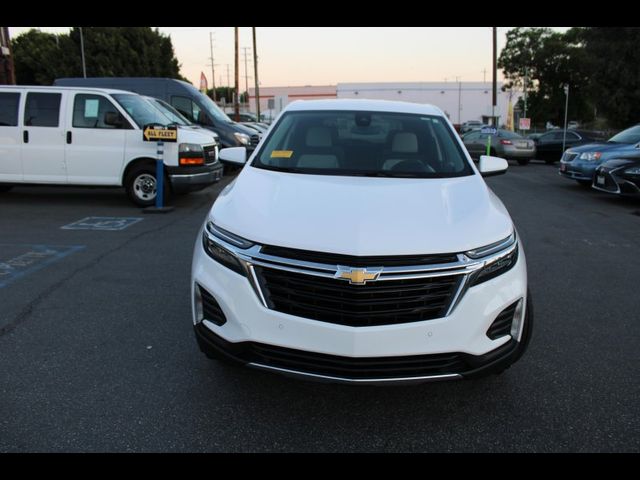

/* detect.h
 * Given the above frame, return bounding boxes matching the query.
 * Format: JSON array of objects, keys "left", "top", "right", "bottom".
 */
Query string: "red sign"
[{"left": 519, "top": 118, "right": 531, "bottom": 130}]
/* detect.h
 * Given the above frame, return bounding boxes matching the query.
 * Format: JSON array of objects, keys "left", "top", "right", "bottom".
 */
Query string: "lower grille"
[
  {"left": 256, "top": 267, "right": 461, "bottom": 327},
  {"left": 487, "top": 301, "right": 518, "bottom": 340},
  {"left": 249, "top": 342, "right": 467, "bottom": 379},
  {"left": 200, "top": 286, "right": 227, "bottom": 326}
]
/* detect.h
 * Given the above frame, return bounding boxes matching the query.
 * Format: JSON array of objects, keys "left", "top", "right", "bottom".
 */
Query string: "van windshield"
[
  {"left": 111, "top": 93, "right": 174, "bottom": 128},
  {"left": 192, "top": 91, "right": 233, "bottom": 123},
  {"left": 252, "top": 110, "right": 474, "bottom": 178}
]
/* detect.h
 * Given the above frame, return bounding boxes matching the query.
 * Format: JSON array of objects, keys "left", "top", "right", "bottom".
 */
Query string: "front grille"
[
  {"left": 260, "top": 245, "right": 459, "bottom": 267},
  {"left": 562, "top": 151, "right": 578, "bottom": 162},
  {"left": 200, "top": 286, "right": 227, "bottom": 326},
  {"left": 255, "top": 267, "right": 461, "bottom": 327},
  {"left": 248, "top": 342, "right": 467, "bottom": 379},
  {"left": 596, "top": 171, "right": 619, "bottom": 192},
  {"left": 203, "top": 145, "right": 218, "bottom": 165},
  {"left": 486, "top": 301, "right": 518, "bottom": 340}
]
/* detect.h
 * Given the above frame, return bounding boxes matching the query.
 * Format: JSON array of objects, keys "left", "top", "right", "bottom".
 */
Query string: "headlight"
[
  {"left": 233, "top": 132, "right": 250, "bottom": 146},
  {"left": 579, "top": 152, "right": 602, "bottom": 161},
  {"left": 202, "top": 221, "right": 254, "bottom": 276},
  {"left": 623, "top": 166, "right": 640, "bottom": 175},
  {"left": 179, "top": 143, "right": 204, "bottom": 153},
  {"left": 466, "top": 232, "right": 519, "bottom": 287}
]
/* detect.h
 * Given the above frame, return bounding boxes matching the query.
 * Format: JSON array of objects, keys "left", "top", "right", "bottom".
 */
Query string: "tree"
[
  {"left": 12, "top": 27, "right": 186, "bottom": 85},
  {"left": 575, "top": 27, "right": 640, "bottom": 128},
  {"left": 498, "top": 27, "right": 594, "bottom": 127}
]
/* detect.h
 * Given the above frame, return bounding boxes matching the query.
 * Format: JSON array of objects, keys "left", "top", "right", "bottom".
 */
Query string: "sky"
[{"left": 8, "top": 27, "right": 569, "bottom": 89}]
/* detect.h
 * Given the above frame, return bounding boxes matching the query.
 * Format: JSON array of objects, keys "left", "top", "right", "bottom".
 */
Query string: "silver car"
[{"left": 463, "top": 129, "right": 536, "bottom": 166}]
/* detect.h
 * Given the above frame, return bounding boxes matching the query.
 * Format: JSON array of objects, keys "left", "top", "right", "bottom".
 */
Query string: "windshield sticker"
[{"left": 271, "top": 150, "right": 294, "bottom": 159}]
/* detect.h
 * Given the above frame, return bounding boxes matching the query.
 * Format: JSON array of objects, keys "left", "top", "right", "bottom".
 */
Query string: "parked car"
[
  {"left": 533, "top": 129, "right": 605, "bottom": 164},
  {"left": 0, "top": 86, "right": 222, "bottom": 206},
  {"left": 463, "top": 129, "right": 536, "bottom": 165},
  {"left": 592, "top": 156, "right": 640, "bottom": 197},
  {"left": 191, "top": 99, "right": 532, "bottom": 385},
  {"left": 240, "top": 121, "right": 268, "bottom": 134},
  {"left": 460, "top": 120, "right": 484, "bottom": 134},
  {"left": 559, "top": 124, "right": 640, "bottom": 186},
  {"left": 144, "top": 95, "right": 220, "bottom": 143},
  {"left": 54, "top": 77, "right": 259, "bottom": 151}
]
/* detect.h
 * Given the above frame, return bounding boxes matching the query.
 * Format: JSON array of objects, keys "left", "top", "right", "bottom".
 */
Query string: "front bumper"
[
  {"left": 167, "top": 163, "right": 223, "bottom": 193},
  {"left": 191, "top": 233, "right": 529, "bottom": 384},
  {"left": 592, "top": 167, "right": 640, "bottom": 197},
  {"left": 559, "top": 160, "right": 598, "bottom": 181}
]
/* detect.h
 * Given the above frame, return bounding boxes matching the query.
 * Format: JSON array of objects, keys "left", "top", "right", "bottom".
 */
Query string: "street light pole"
[
  {"left": 79, "top": 27, "right": 87, "bottom": 78},
  {"left": 562, "top": 84, "right": 570, "bottom": 155}
]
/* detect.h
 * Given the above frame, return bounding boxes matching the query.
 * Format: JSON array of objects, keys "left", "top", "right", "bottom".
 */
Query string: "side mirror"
[
  {"left": 104, "top": 111, "right": 123, "bottom": 128},
  {"left": 219, "top": 147, "right": 247, "bottom": 165},
  {"left": 479, "top": 155, "right": 508, "bottom": 177}
]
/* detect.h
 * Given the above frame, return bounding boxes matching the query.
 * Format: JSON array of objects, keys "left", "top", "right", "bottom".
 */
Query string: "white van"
[{"left": 0, "top": 86, "right": 223, "bottom": 206}]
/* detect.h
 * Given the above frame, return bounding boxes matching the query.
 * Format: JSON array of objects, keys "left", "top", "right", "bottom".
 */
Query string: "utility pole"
[
  {"left": 234, "top": 27, "right": 240, "bottom": 122},
  {"left": 455, "top": 76, "right": 462, "bottom": 125},
  {"left": 482, "top": 68, "right": 487, "bottom": 83},
  {"left": 225, "top": 65, "right": 230, "bottom": 91},
  {"left": 242, "top": 47, "right": 251, "bottom": 110},
  {"left": 562, "top": 84, "right": 570, "bottom": 154},
  {"left": 523, "top": 67, "right": 528, "bottom": 118},
  {"left": 209, "top": 32, "right": 217, "bottom": 101},
  {"left": 253, "top": 27, "right": 261, "bottom": 119},
  {"left": 79, "top": 27, "right": 87, "bottom": 78},
  {"left": 492, "top": 27, "right": 497, "bottom": 126}
]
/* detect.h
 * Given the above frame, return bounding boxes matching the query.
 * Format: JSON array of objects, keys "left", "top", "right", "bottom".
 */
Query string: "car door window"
[
  {"left": 73, "top": 94, "right": 127, "bottom": 129},
  {"left": 0, "top": 92, "right": 20, "bottom": 126},
  {"left": 24, "top": 92, "right": 61, "bottom": 127},
  {"left": 171, "top": 96, "right": 202, "bottom": 124},
  {"left": 464, "top": 132, "right": 480, "bottom": 141}
]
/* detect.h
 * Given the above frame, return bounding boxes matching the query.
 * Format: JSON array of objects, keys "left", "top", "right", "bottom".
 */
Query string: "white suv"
[{"left": 191, "top": 99, "right": 532, "bottom": 385}]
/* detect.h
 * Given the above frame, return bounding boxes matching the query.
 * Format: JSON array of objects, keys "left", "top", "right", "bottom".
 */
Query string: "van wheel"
[
  {"left": 0, "top": 185, "right": 13, "bottom": 193},
  {"left": 125, "top": 165, "right": 170, "bottom": 207}
]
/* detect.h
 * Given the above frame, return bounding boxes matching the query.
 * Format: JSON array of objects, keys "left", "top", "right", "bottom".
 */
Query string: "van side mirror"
[
  {"left": 219, "top": 147, "right": 247, "bottom": 165},
  {"left": 104, "top": 111, "right": 123, "bottom": 128},
  {"left": 479, "top": 155, "right": 508, "bottom": 177}
]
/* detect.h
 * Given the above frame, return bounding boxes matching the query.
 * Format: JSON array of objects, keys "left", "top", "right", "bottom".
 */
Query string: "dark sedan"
[
  {"left": 534, "top": 129, "right": 606, "bottom": 164},
  {"left": 592, "top": 157, "right": 640, "bottom": 197}
]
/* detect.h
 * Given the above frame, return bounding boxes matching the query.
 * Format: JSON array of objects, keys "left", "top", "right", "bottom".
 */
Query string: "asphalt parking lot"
[{"left": 0, "top": 161, "right": 638, "bottom": 452}]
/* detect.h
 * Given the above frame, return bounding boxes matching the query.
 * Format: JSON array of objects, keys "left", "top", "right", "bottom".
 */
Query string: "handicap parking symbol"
[{"left": 61, "top": 217, "right": 144, "bottom": 231}]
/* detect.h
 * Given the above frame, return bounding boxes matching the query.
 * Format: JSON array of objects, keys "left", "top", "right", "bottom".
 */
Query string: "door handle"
[
  {"left": 23, "top": 131, "right": 29, "bottom": 143},
  {"left": 67, "top": 131, "right": 72, "bottom": 144}
]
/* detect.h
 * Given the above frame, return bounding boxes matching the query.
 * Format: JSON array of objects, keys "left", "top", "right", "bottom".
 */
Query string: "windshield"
[
  {"left": 252, "top": 110, "right": 474, "bottom": 178},
  {"left": 192, "top": 90, "right": 233, "bottom": 123},
  {"left": 148, "top": 97, "right": 191, "bottom": 126},
  {"left": 608, "top": 125, "right": 640, "bottom": 144},
  {"left": 111, "top": 93, "right": 173, "bottom": 128}
]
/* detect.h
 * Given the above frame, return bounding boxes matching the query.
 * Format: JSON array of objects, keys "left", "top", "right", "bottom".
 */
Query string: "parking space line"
[
  {"left": 61, "top": 217, "right": 144, "bottom": 231},
  {"left": 0, "top": 244, "right": 86, "bottom": 289}
]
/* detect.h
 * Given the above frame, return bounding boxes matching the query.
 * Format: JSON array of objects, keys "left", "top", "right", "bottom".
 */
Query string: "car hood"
[
  {"left": 568, "top": 142, "right": 634, "bottom": 154},
  {"left": 177, "top": 126, "right": 218, "bottom": 145},
  {"left": 600, "top": 157, "right": 640, "bottom": 169},
  {"left": 210, "top": 167, "right": 514, "bottom": 256}
]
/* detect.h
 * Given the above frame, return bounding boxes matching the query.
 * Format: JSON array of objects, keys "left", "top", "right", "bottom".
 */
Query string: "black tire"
[
  {"left": 517, "top": 158, "right": 530, "bottom": 166},
  {"left": 0, "top": 185, "right": 13, "bottom": 193},
  {"left": 577, "top": 179, "right": 592, "bottom": 188},
  {"left": 124, "top": 164, "right": 171, "bottom": 207}
]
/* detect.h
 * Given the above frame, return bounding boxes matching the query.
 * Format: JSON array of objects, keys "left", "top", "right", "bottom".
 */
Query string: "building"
[
  {"left": 248, "top": 85, "right": 337, "bottom": 120},
  {"left": 338, "top": 82, "right": 521, "bottom": 127},
  {"left": 247, "top": 81, "right": 522, "bottom": 127},
  {"left": 0, "top": 27, "right": 16, "bottom": 85}
]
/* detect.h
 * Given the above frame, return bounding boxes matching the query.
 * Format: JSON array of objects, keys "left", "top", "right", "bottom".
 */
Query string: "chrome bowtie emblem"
[{"left": 335, "top": 266, "right": 383, "bottom": 285}]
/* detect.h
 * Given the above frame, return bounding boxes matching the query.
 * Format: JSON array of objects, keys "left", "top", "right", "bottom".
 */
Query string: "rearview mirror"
[
  {"left": 219, "top": 147, "right": 247, "bottom": 165},
  {"left": 479, "top": 155, "right": 508, "bottom": 177}
]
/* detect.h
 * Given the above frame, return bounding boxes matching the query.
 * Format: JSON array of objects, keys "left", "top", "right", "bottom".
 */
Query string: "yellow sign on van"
[
  {"left": 271, "top": 150, "right": 293, "bottom": 158},
  {"left": 143, "top": 124, "right": 178, "bottom": 142}
]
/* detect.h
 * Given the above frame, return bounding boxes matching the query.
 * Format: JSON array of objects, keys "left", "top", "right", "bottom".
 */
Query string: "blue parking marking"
[
  {"left": 0, "top": 244, "right": 85, "bottom": 289},
  {"left": 61, "top": 217, "right": 143, "bottom": 231}
]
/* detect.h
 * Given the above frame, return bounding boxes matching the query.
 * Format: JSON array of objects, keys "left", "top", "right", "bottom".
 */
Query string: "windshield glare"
[
  {"left": 149, "top": 98, "right": 190, "bottom": 126},
  {"left": 608, "top": 125, "right": 640, "bottom": 144},
  {"left": 252, "top": 110, "right": 474, "bottom": 178},
  {"left": 112, "top": 93, "right": 173, "bottom": 128}
]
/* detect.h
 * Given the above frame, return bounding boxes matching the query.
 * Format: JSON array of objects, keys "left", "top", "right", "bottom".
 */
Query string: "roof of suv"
[
  {"left": 284, "top": 99, "right": 444, "bottom": 116},
  {"left": 0, "top": 85, "right": 139, "bottom": 95}
]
